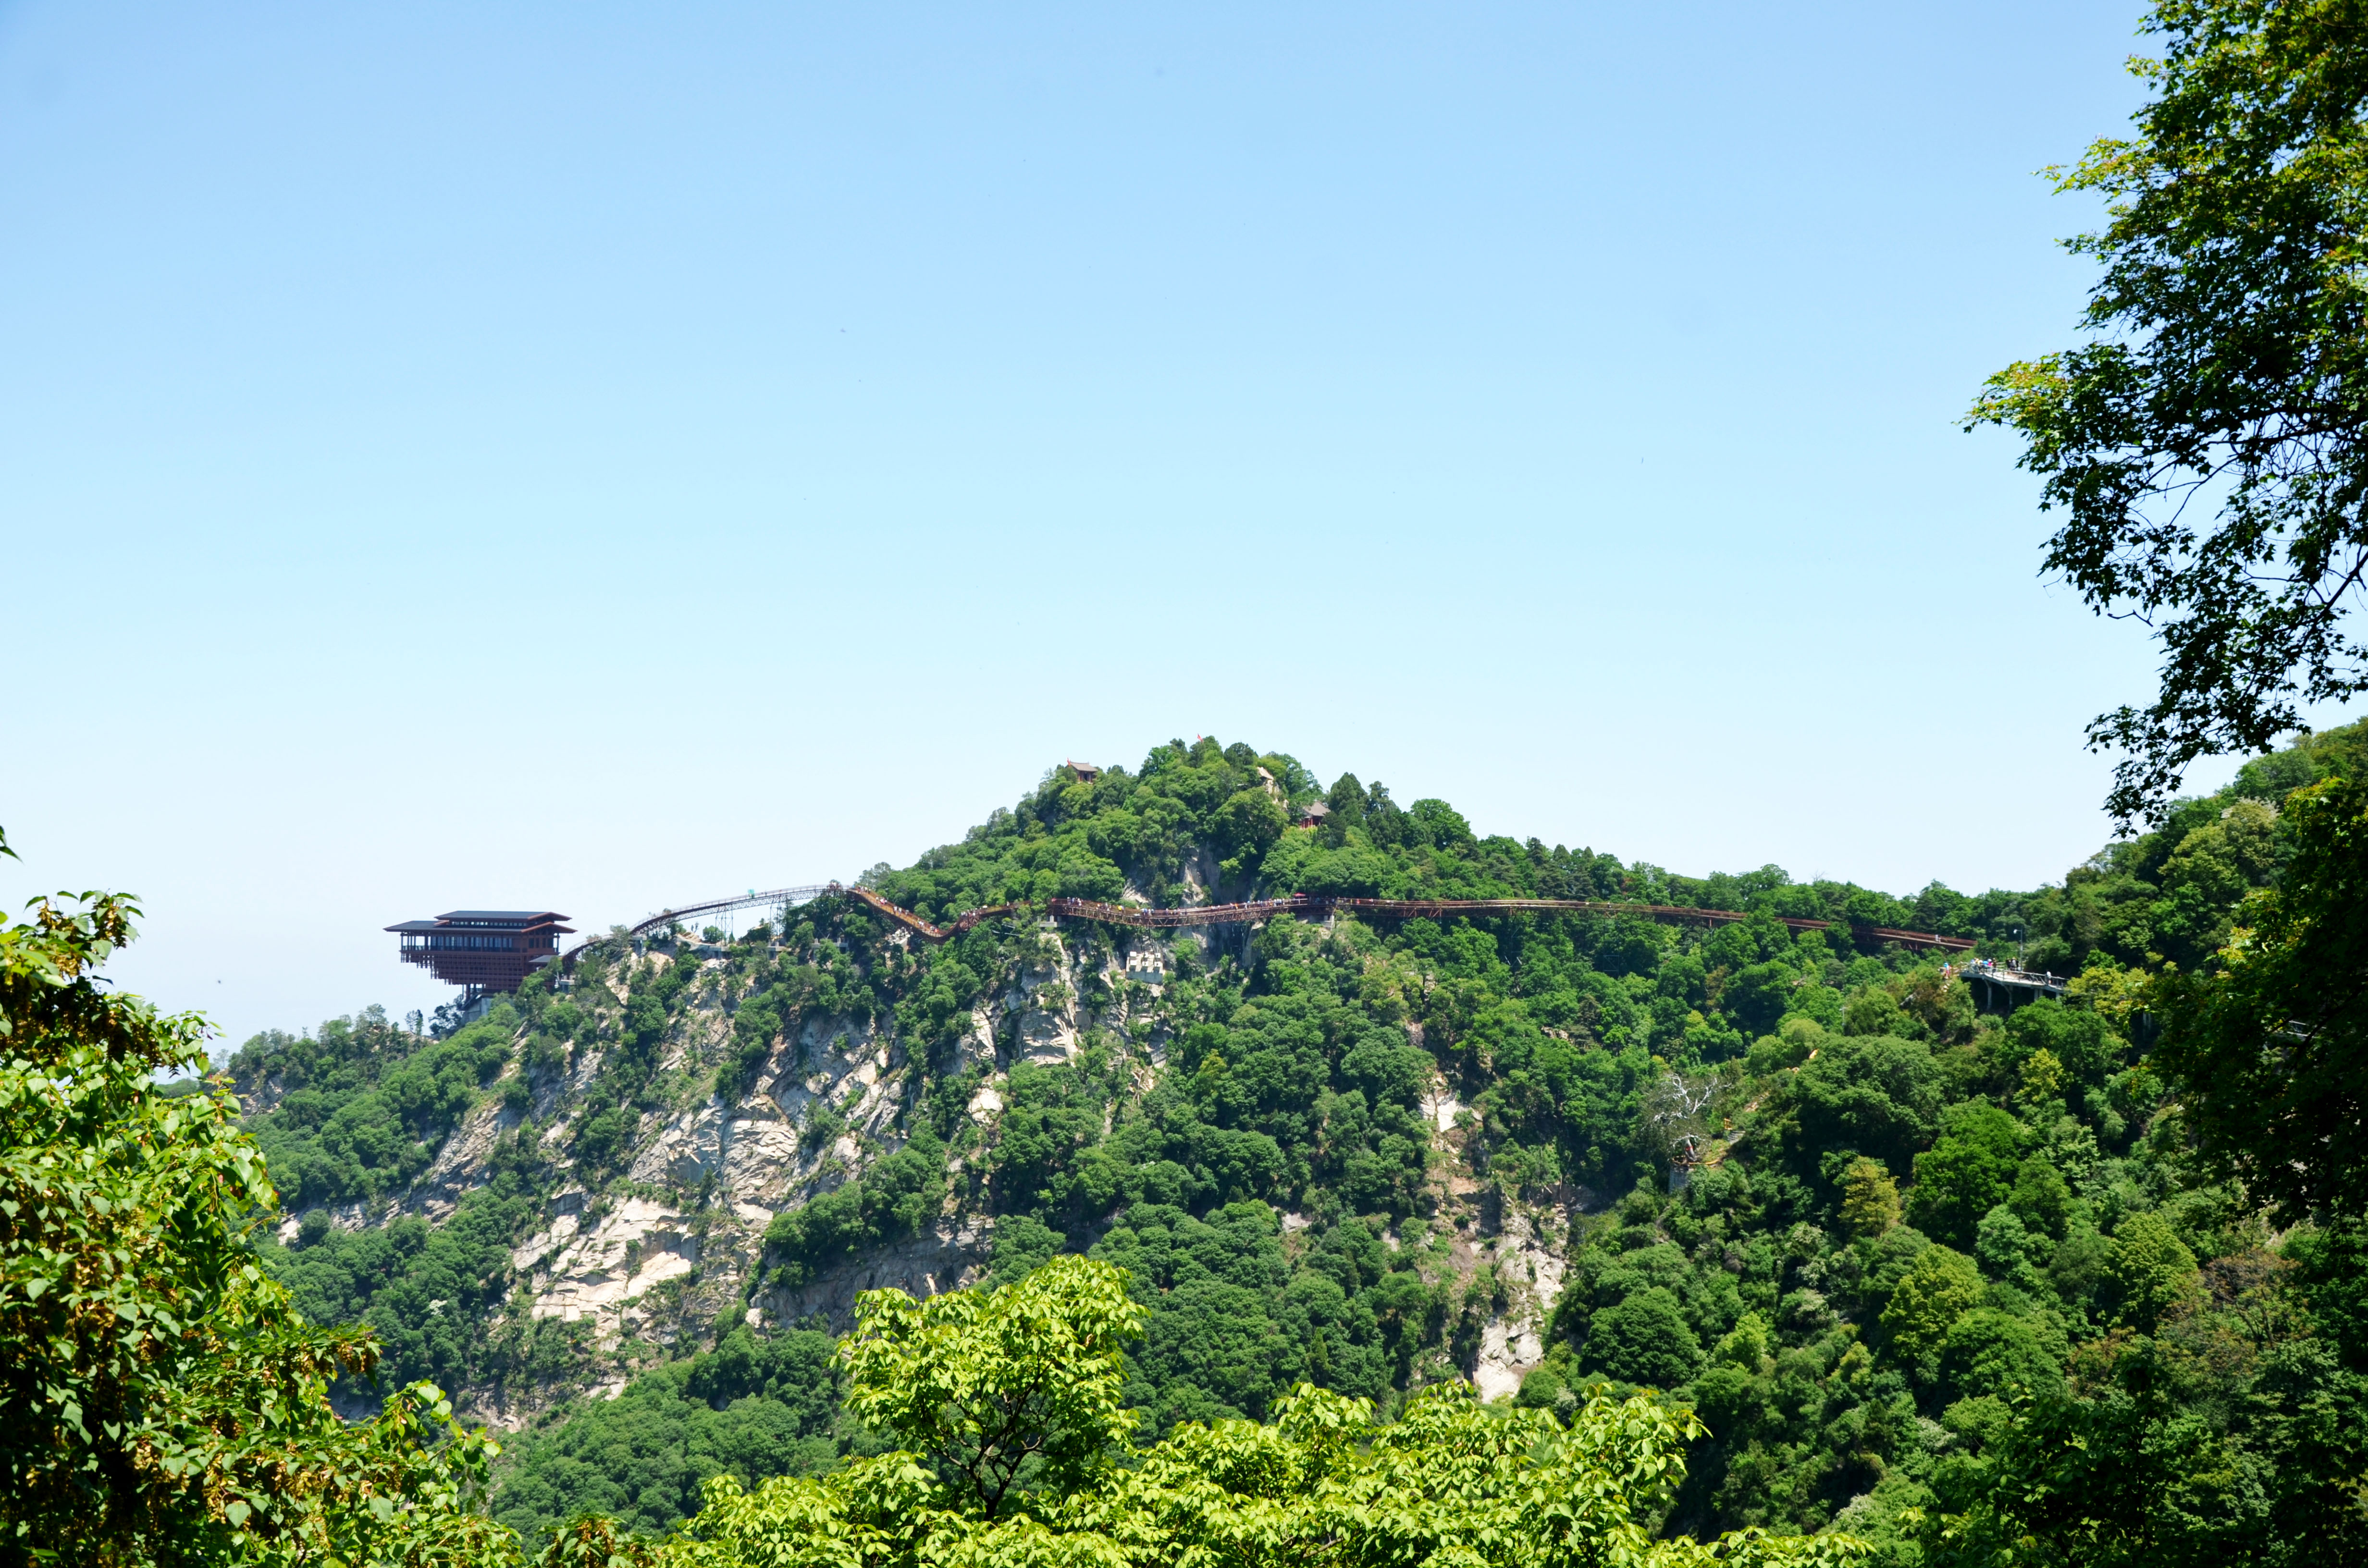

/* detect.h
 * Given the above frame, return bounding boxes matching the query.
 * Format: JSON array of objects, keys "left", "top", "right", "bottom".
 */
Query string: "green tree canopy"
[
  {"left": 671, "top": 1258, "right": 1861, "bottom": 1568},
  {"left": 1788, "top": 1035, "right": 1946, "bottom": 1172},
  {"left": 1970, "top": 0, "right": 2368, "bottom": 825},
  {"left": 0, "top": 828, "right": 507, "bottom": 1567},
  {"left": 1906, "top": 1103, "right": 2028, "bottom": 1250},
  {"left": 1880, "top": 1246, "right": 1986, "bottom": 1369},
  {"left": 1581, "top": 1288, "right": 1704, "bottom": 1389},
  {"left": 2147, "top": 770, "right": 2368, "bottom": 1221},
  {"left": 839, "top": 1254, "right": 1147, "bottom": 1520}
]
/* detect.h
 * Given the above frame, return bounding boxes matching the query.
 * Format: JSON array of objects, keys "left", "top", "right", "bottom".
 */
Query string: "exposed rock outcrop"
[{"left": 286, "top": 915, "right": 1570, "bottom": 1427}]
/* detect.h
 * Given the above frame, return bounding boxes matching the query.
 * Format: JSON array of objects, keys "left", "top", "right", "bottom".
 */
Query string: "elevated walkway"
[
  {"left": 1951, "top": 961, "right": 2071, "bottom": 1010},
  {"left": 563, "top": 883, "right": 1979, "bottom": 967}
]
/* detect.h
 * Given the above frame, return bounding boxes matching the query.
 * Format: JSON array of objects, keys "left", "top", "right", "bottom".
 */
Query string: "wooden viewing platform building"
[{"left": 387, "top": 909, "right": 573, "bottom": 1004}]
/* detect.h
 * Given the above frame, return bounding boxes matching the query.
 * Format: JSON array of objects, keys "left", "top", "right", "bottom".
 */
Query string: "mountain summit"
[{"left": 229, "top": 734, "right": 2349, "bottom": 1551}]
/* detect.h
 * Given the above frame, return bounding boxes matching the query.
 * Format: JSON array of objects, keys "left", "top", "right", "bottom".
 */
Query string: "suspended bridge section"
[{"left": 561, "top": 883, "right": 1975, "bottom": 967}]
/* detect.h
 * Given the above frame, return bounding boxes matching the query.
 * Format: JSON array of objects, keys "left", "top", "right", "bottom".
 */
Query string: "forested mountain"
[{"left": 225, "top": 734, "right": 2368, "bottom": 1562}]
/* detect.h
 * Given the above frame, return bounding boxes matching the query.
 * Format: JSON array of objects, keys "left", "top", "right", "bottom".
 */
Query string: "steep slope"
[{"left": 230, "top": 732, "right": 2368, "bottom": 1559}]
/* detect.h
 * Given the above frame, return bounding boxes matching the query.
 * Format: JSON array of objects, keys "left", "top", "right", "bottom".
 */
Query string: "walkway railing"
[
  {"left": 557, "top": 885, "right": 833, "bottom": 967},
  {"left": 1950, "top": 962, "right": 2071, "bottom": 999},
  {"left": 564, "top": 882, "right": 1978, "bottom": 962}
]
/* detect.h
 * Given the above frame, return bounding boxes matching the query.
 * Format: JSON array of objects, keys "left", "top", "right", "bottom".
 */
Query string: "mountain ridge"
[{"left": 226, "top": 732, "right": 2367, "bottom": 1557}]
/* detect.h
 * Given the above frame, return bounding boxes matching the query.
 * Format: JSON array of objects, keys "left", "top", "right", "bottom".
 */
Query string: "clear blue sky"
[{"left": 6, "top": 1, "right": 2226, "bottom": 1049}]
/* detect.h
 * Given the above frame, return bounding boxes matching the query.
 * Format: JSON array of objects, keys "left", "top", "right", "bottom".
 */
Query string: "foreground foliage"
[
  {"left": 1972, "top": 0, "right": 2368, "bottom": 825},
  {"left": 669, "top": 1258, "right": 1862, "bottom": 1568},
  {"left": 2146, "top": 768, "right": 2368, "bottom": 1223},
  {"left": 0, "top": 828, "right": 508, "bottom": 1567}
]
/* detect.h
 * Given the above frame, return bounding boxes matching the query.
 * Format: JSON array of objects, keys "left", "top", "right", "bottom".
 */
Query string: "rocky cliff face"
[{"left": 268, "top": 903, "right": 1574, "bottom": 1427}]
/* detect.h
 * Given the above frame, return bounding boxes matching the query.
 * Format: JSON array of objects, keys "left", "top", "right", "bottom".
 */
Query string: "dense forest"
[{"left": 174, "top": 727, "right": 2362, "bottom": 1564}]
